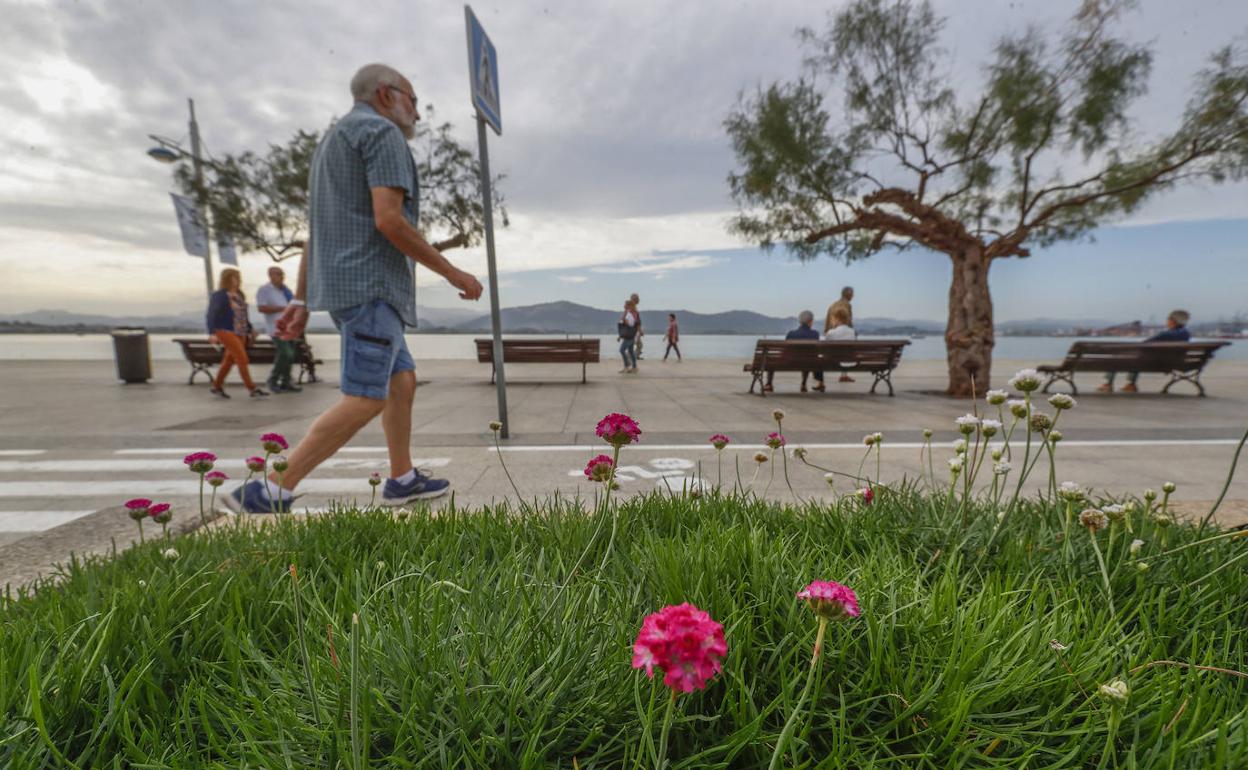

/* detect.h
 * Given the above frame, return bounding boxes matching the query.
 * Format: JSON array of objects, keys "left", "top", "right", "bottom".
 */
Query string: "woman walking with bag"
[
  {"left": 206, "top": 268, "right": 269, "bottom": 399},
  {"left": 617, "top": 298, "right": 639, "bottom": 374}
]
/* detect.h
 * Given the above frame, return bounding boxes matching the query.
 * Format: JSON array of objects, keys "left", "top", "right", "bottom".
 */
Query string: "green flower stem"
[
  {"left": 1152, "top": 529, "right": 1248, "bottom": 560},
  {"left": 263, "top": 453, "right": 275, "bottom": 514},
  {"left": 197, "top": 473, "right": 207, "bottom": 527},
  {"left": 1089, "top": 532, "right": 1116, "bottom": 618},
  {"left": 1063, "top": 501, "right": 1075, "bottom": 559},
  {"left": 493, "top": 429, "right": 525, "bottom": 503},
  {"left": 597, "top": 445, "right": 624, "bottom": 572},
  {"left": 209, "top": 487, "right": 218, "bottom": 518},
  {"left": 986, "top": 395, "right": 1034, "bottom": 553},
  {"left": 768, "top": 618, "right": 828, "bottom": 770},
  {"left": 161, "top": 522, "right": 169, "bottom": 541},
  {"left": 136, "top": 519, "right": 144, "bottom": 543},
  {"left": 875, "top": 443, "right": 882, "bottom": 487},
  {"left": 369, "top": 484, "right": 377, "bottom": 508},
  {"left": 764, "top": 448, "right": 777, "bottom": 497},
  {"left": 654, "top": 689, "right": 677, "bottom": 770},
  {"left": 716, "top": 450, "right": 723, "bottom": 489}
]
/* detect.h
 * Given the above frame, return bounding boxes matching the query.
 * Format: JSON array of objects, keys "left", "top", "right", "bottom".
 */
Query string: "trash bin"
[{"left": 111, "top": 327, "right": 152, "bottom": 383}]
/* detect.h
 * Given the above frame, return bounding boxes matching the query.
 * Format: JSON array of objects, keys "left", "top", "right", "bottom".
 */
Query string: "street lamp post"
[{"left": 147, "top": 98, "right": 214, "bottom": 299}]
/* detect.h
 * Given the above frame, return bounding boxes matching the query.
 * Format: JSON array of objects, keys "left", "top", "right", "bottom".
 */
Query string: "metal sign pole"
[{"left": 475, "top": 116, "right": 509, "bottom": 438}]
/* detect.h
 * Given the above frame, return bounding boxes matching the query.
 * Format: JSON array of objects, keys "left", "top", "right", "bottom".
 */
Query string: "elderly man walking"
[{"left": 225, "top": 63, "right": 483, "bottom": 514}]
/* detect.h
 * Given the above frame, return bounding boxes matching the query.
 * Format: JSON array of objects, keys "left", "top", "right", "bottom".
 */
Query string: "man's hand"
[
  {"left": 275, "top": 304, "right": 309, "bottom": 340},
  {"left": 450, "top": 269, "right": 484, "bottom": 301}
]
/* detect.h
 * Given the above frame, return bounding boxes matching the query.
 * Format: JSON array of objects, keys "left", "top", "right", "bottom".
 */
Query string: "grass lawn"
[{"left": 2, "top": 482, "right": 1246, "bottom": 768}]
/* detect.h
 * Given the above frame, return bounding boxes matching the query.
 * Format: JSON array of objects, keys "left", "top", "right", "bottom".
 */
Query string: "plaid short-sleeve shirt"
[{"left": 308, "top": 102, "right": 419, "bottom": 327}]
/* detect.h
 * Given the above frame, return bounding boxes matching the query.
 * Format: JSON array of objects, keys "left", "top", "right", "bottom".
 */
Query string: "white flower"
[
  {"left": 771, "top": 408, "right": 786, "bottom": 422},
  {"left": 1143, "top": 489, "right": 1157, "bottom": 501},
  {"left": 1098, "top": 680, "right": 1130, "bottom": 705},
  {"left": 1103, "top": 504, "right": 1125, "bottom": 523},
  {"left": 791, "top": 446, "right": 808, "bottom": 460},
  {"left": 980, "top": 418, "right": 1002, "bottom": 437},
  {"left": 948, "top": 457, "right": 964, "bottom": 473},
  {"left": 955, "top": 414, "right": 980, "bottom": 434},
  {"left": 138, "top": 579, "right": 148, "bottom": 588},
  {"left": 1048, "top": 430, "right": 1064, "bottom": 443},
  {"left": 1047, "top": 393, "right": 1076, "bottom": 410},
  {"left": 1008, "top": 368, "right": 1043, "bottom": 393},
  {"left": 1129, "top": 538, "right": 1145, "bottom": 556},
  {"left": 1080, "top": 509, "right": 1108, "bottom": 533},
  {"left": 1007, "top": 399, "right": 1029, "bottom": 419},
  {"left": 991, "top": 447, "right": 1004, "bottom": 461},
  {"left": 953, "top": 439, "right": 967, "bottom": 455},
  {"left": 824, "top": 473, "right": 836, "bottom": 487},
  {"left": 162, "top": 547, "right": 180, "bottom": 561},
  {"left": 922, "top": 428, "right": 933, "bottom": 438},
  {"left": 872, "top": 431, "right": 883, "bottom": 444},
  {"left": 1152, "top": 511, "right": 1173, "bottom": 527},
  {"left": 1058, "top": 481, "right": 1084, "bottom": 500},
  {"left": 992, "top": 460, "right": 1012, "bottom": 475},
  {"left": 986, "top": 389, "right": 1009, "bottom": 405},
  {"left": 1162, "top": 481, "right": 1177, "bottom": 494}
]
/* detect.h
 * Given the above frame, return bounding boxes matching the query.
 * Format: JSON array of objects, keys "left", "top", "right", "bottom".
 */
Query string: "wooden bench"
[
  {"left": 1038, "top": 340, "right": 1230, "bottom": 396},
  {"left": 743, "top": 339, "right": 910, "bottom": 396},
  {"left": 172, "top": 337, "right": 322, "bottom": 385},
  {"left": 475, "top": 338, "right": 601, "bottom": 383}
]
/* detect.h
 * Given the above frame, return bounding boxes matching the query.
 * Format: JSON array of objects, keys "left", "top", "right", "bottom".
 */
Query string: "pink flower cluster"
[
  {"left": 183, "top": 451, "right": 217, "bottom": 474},
  {"left": 596, "top": 413, "right": 641, "bottom": 447},
  {"left": 709, "top": 434, "right": 731, "bottom": 450},
  {"left": 584, "top": 454, "right": 615, "bottom": 482},
  {"left": 260, "top": 433, "right": 289, "bottom": 454},
  {"left": 766, "top": 432, "right": 786, "bottom": 449},
  {"left": 124, "top": 498, "right": 152, "bottom": 520},
  {"left": 796, "top": 580, "right": 860, "bottom": 621},
  {"left": 245, "top": 456, "right": 266, "bottom": 473},
  {"left": 632, "top": 603, "right": 728, "bottom": 693},
  {"left": 149, "top": 502, "right": 173, "bottom": 524},
  {"left": 205, "top": 470, "right": 229, "bottom": 487}
]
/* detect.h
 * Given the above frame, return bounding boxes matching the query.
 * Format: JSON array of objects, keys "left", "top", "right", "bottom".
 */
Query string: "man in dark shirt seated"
[
  {"left": 764, "top": 310, "right": 826, "bottom": 393},
  {"left": 1098, "top": 309, "right": 1192, "bottom": 393}
]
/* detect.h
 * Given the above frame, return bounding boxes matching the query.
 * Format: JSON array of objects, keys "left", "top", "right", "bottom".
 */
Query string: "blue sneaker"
[
  {"left": 223, "top": 479, "right": 294, "bottom": 514},
  {"left": 382, "top": 469, "right": 450, "bottom": 505}
]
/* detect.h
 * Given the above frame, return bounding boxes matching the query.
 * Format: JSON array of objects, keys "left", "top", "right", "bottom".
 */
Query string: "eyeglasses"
[{"left": 386, "top": 85, "right": 418, "bottom": 110}]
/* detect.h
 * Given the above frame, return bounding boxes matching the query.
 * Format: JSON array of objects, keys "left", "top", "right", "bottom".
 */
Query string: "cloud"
[
  {"left": 590, "top": 255, "right": 720, "bottom": 274},
  {"left": 557, "top": 275, "right": 589, "bottom": 283}
]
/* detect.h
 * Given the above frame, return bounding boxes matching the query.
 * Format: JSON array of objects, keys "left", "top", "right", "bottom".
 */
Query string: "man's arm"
[
  {"left": 371, "top": 187, "right": 483, "bottom": 300},
  {"left": 274, "top": 243, "right": 311, "bottom": 340}
]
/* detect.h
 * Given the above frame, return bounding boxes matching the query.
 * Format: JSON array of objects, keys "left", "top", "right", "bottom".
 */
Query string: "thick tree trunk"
[{"left": 944, "top": 248, "right": 994, "bottom": 397}]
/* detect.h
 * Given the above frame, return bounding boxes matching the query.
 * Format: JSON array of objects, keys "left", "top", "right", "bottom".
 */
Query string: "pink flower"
[
  {"left": 859, "top": 487, "right": 874, "bottom": 505},
  {"left": 632, "top": 603, "right": 728, "bottom": 694},
  {"left": 245, "top": 456, "right": 266, "bottom": 473},
  {"left": 369, "top": 471, "right": 382, "bottom": 487},
  {"left": 205, "top": 470, "right": 228, "bottom": 487},
  {"left": 260, "top": 433, "right": 289, "bottom": 454},
  {"left": 797, "top": 580, "right": 860, "bottom": 621},
  {"left": 124, "top": 498, "right": 151, "bottom": 520},
  {"left": 148, "top": 502, "right": 173, "bottom": 524},
  {"left": 584, "top": 454, "right": 615, "bottom": 482},
  {"left": 709, "top": 434, "right": 731, "bottom": 450},
  {"left": 596, "top": 412, "right": 641, "bottom": 447},
  {"left": 183, "top": 451, "right": 217, "bottom": 473},
  {"left": 766, "top": 432, "right": 786, "bottom": 450}
]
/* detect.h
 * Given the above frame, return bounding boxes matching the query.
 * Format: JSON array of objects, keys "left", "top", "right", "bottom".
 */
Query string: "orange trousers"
[{"left": 212, "top": 330, "right": 256, "bottom": 391}]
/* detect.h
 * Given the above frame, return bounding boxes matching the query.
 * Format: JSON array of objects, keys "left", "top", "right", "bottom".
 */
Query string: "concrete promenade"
[{"left": 1, "top": 356, "right": 1245, "bottom": 587}]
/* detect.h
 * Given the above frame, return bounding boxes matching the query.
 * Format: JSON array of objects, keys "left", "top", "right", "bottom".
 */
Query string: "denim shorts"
[{"left": 330, "top": 299, "right": 415, "bottom": 400}]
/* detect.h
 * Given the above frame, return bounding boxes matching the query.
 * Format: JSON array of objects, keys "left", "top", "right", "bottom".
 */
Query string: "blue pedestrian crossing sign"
[{"left": 464, "top": 5, "right": 501, "bottom": 135}]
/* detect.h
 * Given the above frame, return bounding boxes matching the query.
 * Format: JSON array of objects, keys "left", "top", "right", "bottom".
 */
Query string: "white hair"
[
  {"left": 798, "top": 310, "right": 814, "bottom": 325},
  {"left": 350, "top": 63, "right": 406, "bottom": 101}
]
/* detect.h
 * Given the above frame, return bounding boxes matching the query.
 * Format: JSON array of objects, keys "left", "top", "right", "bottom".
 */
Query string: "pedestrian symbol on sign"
[{"left": 464, "top": 5, "right": 501, "bottom": 135}]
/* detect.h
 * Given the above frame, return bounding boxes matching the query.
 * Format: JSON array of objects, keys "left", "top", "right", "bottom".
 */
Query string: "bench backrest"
[
  {"left": 748, "top": 339, "right": 910, "bottom": 370},
  {"left": 173, "top": 337, "right": 316, "bottom": 365},
  {"left": 1057, "top": 341, "right": 1229, "bottom": 372},
  {"left": 475, "top": 338, "right": 601, "bottom": 363}
]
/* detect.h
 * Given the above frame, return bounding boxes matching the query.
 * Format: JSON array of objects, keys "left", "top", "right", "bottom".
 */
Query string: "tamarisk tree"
[
  {"left": 725, "top": 0, "right": 1247, "bottom": 395},
  {"left": 175, "top": 105, "right": 505, "bottom": 261}
]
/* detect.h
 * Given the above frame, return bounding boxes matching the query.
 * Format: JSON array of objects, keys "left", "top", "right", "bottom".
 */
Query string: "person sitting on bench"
[
  {"left": 1098, "top": 309, "right": 1191, "bottom": 393},
  {"left": 765, "top": 310, "right": 825, "bottom": 393}
]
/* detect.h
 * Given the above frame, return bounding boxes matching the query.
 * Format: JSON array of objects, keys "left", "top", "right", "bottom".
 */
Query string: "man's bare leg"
[
  {"left": 382, "top": 370, "right": 416, "bottom": 478},
  {"left": 269, "top": 395, "right": 386, "bottom": 489}
]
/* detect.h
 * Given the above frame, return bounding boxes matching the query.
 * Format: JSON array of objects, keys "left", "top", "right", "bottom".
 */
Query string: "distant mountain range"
[
  {"left": 7, "top": 304, "right": 1231, "bottom": 336},
  {"left": 0, "top": 302, "right": 945, "bottom": 335}
]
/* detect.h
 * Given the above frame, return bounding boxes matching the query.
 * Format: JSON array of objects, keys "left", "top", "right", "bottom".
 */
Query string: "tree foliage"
[
  {"left": 725, "top": 0, "right": 1248, "bottom": 263},
  {"left": 175, "top": 106, "right": 506, "bottom": 260}
]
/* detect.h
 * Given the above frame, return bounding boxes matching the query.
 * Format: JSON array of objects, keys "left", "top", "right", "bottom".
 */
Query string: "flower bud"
[
  {"left": 1097, "top": 680, "right": 1130, "bottom": 705},
  {"left": 489, "top": 420, "right": 503, "bottom": 432},
  {"left": 1162, "top": 481, "right": 1176, "bottom": 494}
]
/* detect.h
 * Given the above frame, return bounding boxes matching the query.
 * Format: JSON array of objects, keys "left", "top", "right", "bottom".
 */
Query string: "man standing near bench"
[
  {"left": 225, "top": 63, "right": 483, "bottom": 514},
  {"left": 1098, "top": 309, "right": 1191, "bottom": 393},
  {"left": 825, "top": 286, "right": 855, "bottom": 383},
  {"left": 256, "top": 266, "right": 301, "bottom": 394}
]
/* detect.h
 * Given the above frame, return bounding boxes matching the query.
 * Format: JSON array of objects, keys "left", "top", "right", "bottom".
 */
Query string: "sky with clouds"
[{"left": 0, "top": 0, "right": 1245, "bottom": 322}]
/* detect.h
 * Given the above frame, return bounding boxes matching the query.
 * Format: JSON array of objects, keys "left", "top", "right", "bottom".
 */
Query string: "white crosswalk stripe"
[
  {"left": 0, "top": 511, "right": 96, "bottom": 532},
  {"left": 0, "top": 458, "right": 450, "bottom": 473}
]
